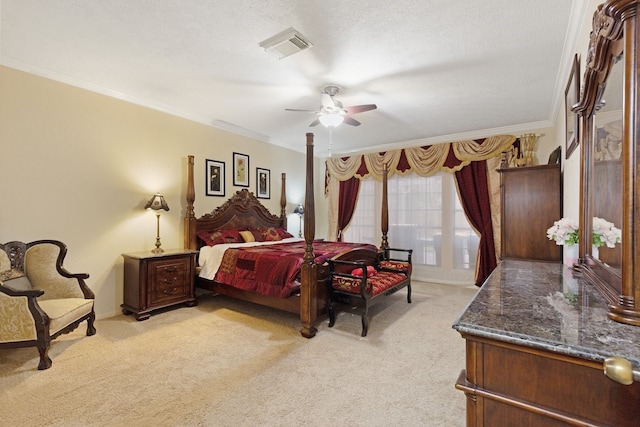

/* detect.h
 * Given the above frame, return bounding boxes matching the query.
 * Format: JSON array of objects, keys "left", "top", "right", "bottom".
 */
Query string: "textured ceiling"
[{"left": 0, "top": 0, "right": 588, "bottom": 155}]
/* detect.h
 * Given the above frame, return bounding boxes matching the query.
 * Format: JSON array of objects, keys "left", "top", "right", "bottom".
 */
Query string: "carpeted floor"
[{"left": 0, "top": 281, "right": 477, "bottom": 427}]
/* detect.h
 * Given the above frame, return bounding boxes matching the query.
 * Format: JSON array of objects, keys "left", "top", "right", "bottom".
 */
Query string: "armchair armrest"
[
  {"left": 0, "top": 283, "right": 47, "bottom": 343},
  {"left": 0, "top": 282, "right": 44, "bottom": 298}
]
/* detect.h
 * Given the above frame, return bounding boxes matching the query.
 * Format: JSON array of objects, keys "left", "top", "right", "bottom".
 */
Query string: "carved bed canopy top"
[{"left": 196, "top": 188, "right": 286, "bottom": 232}]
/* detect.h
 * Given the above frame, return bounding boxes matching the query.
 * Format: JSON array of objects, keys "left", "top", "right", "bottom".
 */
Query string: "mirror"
[
  {"left": 591, "top": 55, "right": 623, "bottom": 271},
  {"left": 576, "top": 0, "right": 640, "bottom": 327}
]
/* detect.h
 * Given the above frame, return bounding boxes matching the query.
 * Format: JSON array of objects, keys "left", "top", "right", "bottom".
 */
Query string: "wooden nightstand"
[{"left": 121, "top": 249, "right": 198, "bottom": 320}]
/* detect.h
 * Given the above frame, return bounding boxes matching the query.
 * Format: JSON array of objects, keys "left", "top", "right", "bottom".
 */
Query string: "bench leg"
[
  {"left": 407, "top": 283, "right": 412, "bottom": 304},
  {"left": 361, "top": 304, "right": 369, "bottom": 337},
  {"left": 328, "top": 299, "right": 336, "bottom": 328}
]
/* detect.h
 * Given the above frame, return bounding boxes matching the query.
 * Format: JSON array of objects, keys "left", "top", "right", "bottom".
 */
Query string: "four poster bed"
[{"left": 183, "top": 133, "right": 390, "bottom": 337}]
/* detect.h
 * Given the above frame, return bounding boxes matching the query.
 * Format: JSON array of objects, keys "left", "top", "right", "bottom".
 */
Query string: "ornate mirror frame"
[{"left": 575, "top": 0, "right": 640, "bottom": 326}]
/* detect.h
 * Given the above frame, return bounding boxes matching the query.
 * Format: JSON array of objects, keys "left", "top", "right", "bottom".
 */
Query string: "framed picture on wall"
[
  {"left": 233, "top": 152, "right": 249, "bottom": 187},
  {"left": 565, "top": 54, "right": 580, "bottom": 159},
  {"left": 256, "top": 167, "right": 270, "bottom": 199},
  {"left": 205, "top": 159, "right": 225, "bottom": 197}
]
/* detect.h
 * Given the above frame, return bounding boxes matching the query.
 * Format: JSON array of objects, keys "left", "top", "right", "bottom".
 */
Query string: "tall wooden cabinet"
[{"left": 499, "top": 164, "right": 561, "bottom": 262}]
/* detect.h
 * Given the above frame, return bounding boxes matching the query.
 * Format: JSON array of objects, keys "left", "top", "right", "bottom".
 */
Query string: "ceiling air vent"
[{"left": 259, "top": 27, "right": 313, "bottom": 59}]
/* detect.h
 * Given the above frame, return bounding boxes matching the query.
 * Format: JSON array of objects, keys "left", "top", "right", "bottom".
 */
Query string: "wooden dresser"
[
  {"left": 121, "top": 249, "right": 198, "bottom": 320},
  {"left": 499, "top": 164, "right": 562, "bottom": 262},
  {"left": 453, "top": 260, "right": 640, "bottom": 426}
]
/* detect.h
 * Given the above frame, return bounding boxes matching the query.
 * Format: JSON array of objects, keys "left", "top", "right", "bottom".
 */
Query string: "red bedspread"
[{"left": 214, "top": 240, "right": 378, "bottom": 298}]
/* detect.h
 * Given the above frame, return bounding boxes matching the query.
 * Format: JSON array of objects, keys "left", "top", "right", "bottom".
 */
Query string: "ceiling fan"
[{"left": 286, "top": 85, "right": 377, "bottom": 128}]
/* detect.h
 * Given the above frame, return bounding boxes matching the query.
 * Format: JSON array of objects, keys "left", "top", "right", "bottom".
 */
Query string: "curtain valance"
[{"left": 326, "top": 134, "right": 515, "bottom": 181}]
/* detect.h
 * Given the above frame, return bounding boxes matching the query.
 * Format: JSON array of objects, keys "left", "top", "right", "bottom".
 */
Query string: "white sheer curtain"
[{"left": 344, "top": 171, "right": 478, "bottom": 285}]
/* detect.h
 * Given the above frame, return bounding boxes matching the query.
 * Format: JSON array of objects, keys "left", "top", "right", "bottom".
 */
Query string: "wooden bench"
[{"left": 326, "top": 247, "right": 412, "bottom": 336}]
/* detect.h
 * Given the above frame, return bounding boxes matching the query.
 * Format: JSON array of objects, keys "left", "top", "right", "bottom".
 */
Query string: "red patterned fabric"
[
  {"left": 260, "top": 227, "right": 282, "bottom": 241},
  {"left": 214, "top": 241, "right": 378, "bottom": 298},
  {"left": 249, "top": 229, "right": 265, "bottom": 242},
  {"left": 380, "top": 260, "right": 412, "bottom": 274},
  {"left": 332, "top": 271, "right": 408, "bottom": 297},
  {"left": 276, "top": 228, "right": 294, "bottom": 239},
  {"left": 197, "top": 229, "right": 242, "bottom": 246}
]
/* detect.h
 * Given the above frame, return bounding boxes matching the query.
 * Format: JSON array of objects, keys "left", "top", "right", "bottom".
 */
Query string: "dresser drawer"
[{"left": 148, "top": 257, "right": 190, "bottom": 305}]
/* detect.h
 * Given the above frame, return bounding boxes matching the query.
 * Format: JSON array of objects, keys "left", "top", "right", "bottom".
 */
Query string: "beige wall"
[
  {"left": 2, "top": 0, "right": 599, "bottom": 318},
  {"left": 0, "top": 65, "right": 329, "bottom": 318},
  {"left": 561, "top": 0, "right": 603, "bottom": 228}
]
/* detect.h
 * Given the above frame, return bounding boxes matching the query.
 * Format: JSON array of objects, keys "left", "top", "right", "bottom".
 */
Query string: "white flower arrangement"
[
  {"left": 546, "top": 217, "right": 621, "bottom": 248},
  {"left": 592, "top": 217, "right": 622, "bottom": 248},
  {"left": 546, "top": 218, "right": 579, "bottom": 246}
]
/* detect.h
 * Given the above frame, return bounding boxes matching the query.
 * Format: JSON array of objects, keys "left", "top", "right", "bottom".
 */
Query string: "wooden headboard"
[
  {"left": 184, "top": 155, "right": 288, "bottom": 250},
  {"left": 196, "top": 189, "right": 286, "bottom": 232}
]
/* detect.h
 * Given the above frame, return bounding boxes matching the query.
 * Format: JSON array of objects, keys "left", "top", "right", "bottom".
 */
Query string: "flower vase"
[
  {"left": 564, "top": 244, "right": 578, "bottom": 266},
  {"left": 592, "top": 245, "right": 599, "bottom": 260}
]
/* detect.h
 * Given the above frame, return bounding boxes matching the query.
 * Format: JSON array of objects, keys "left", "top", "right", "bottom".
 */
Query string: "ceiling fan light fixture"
[{"left": 319, "top": 113, "right": 344, "bottom": 128}]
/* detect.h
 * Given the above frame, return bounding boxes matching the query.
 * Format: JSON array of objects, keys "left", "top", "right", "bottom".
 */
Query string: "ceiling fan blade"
[
  {"left": 344, "top": 104, "right": 377, "bottom": 115},
  {"left": 285, "top": 108, "right": 317, "bottom": 113},
  {"left": 321, "top": 93, "right": 336, "bottom": 110},
  {"left": 343, "top": 116, "right": 361, "bottom": 126},
  {"left": 309, "top": 119, "right": 321, "bottom": 127}
]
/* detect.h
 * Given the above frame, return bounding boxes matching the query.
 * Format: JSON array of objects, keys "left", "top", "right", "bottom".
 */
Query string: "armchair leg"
[
  {"left": 86, "top": 311, "right": 97, "bottom": 336},
  {"left": 37, "top": 345, "right": 52, "bottom": 370}
]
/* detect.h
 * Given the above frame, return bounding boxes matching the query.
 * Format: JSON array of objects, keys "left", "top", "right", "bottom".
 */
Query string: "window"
[{"left": 344, "top": 171, "right": 478, "bottom": 283}]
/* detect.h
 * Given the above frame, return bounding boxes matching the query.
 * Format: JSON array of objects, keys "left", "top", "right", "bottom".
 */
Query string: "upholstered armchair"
[{"left": 0, "top": 240, "right": 95, "bottom": 370}]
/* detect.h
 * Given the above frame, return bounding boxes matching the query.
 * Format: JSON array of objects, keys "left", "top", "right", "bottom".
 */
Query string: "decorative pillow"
[
  {"left": 351, "top": 265, "right": 377, "bottom": 277},
  {"left": 239, "top": 230, "right": 255, "bottom": 242},
  {"left": 250, "top": 229, "right": 265, "bottom": 242},
  {"left": 260, "top": 227, "right": 282, "bottom": 242},
  {"left": 276, "top": 228, "right": 294, "bottom": 239},
  {"left": 197, "top": 229, "right": 242, "bottom": 246}
]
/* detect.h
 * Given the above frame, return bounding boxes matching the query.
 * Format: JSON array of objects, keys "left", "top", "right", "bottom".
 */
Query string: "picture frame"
[
  {"left": 565, "top": 54, "right": 580, "bottom": 159},
  {"left": 205, "top": 159, "right": 225, "bottom": 197},
  {"left": 256, "top": 167, "right": 270, "bottom": 199},
  {"left": 233, "top": 152, "right": 249, "bottom": 187}
]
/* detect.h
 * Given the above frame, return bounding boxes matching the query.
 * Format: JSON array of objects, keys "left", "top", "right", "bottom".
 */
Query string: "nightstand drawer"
[{"left": 149, "top": 258, "right": 190, "bottom": 305}]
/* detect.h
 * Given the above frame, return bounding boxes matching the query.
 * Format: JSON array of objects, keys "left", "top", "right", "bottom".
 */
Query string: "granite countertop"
[{"left": 453, "top": 259, "right": 640, "bottom": 367}]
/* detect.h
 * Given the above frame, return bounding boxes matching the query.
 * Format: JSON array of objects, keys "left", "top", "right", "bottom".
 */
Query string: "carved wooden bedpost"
[
  {"left": 184, "top": 155, "right": 197, "bottom": 250},
  {"left": 280, "top": 173, "right": 287, "bottom": 228},
  {"left": 380, "top": 163, "right": 389, "bottom": 250},
  {"left": 300, "top": 132, "right": 318, "bottom": 338}
]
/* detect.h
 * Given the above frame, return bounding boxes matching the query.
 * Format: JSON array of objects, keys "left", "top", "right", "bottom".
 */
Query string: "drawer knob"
[
  {"left": 164, "top": 266, "right": 177, "bottom": 273},
  {"left": 603, "top": 356, "right": 640, "bottom": 385},
  {"left": 163, "top": 277, "right": 177, "bottom": 284}
]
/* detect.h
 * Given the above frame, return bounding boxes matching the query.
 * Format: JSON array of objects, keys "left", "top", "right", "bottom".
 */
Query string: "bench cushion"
[
  {"left": 332, "top": 271, "right": 408, "bottom": 296},
  {"left": 380, "top": 260, "right": 412, "bottom": 273}
]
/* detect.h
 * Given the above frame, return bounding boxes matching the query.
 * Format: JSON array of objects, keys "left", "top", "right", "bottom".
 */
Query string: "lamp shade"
[
  {"left": 144, "top": 193, "right": 170, "bottom": 211},
  {"left": 318, "top": 113, "right": 344, "bottom": 128},
  {"left": 294, "top": 203, "right": 304, "bottom": 215}
]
